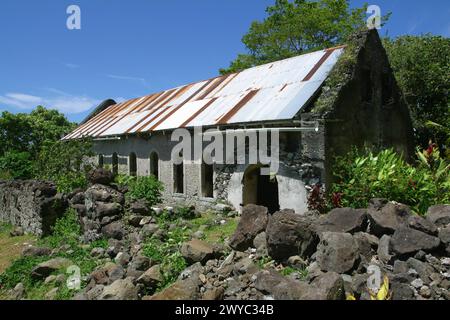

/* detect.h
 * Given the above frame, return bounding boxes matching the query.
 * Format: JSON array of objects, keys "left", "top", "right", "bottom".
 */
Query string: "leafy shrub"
[
  {"left": 116, "top": 175, "right": 163, "bottom": 206},
  {"left": 331, "top": 146, "right": 450, "bottom": 214},
  {"left": 35, "top": 138, "right": 94, "bottom": 193},
  {"left": 0, "top": 151, "right": 33, "bottom": 179},
  {"left": 40, "top": 208, "right": 81, "bottom": 248}
]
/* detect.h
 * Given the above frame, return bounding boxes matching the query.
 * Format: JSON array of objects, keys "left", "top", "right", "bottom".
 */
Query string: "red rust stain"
[
  {"left": 141, "top": 79, "right": 215, "bottom": 132},
  {"left": 216, "top": 89, "right": 260, "bottom": 125},
  {"left": 180, "top": 97, "right": 219, "bottom": 128},
  {"left": 302, "top": 49, "right": 335, "bottom": 82}
]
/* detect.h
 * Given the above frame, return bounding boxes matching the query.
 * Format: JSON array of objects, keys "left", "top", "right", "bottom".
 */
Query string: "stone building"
[{"left": 64, "top": 30, "right": 414, "bottom": 214}]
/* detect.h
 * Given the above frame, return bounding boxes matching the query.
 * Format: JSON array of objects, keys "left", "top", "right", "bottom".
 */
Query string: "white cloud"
[
  {"left": 0, "top": 91, "right": 100, "bottom": 114},
  {"left": 107, "top": 74, "right": 149, "bottom": 87},
  {"left": 0, "top": 93, "right": 43, "bottom": 109},
  {"left": 64, "top": 63, "right": 80, "bottom": 69}
]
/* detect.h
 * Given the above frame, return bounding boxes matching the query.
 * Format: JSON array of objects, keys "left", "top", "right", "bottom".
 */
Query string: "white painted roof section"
[{"left": 65, "top": 47, "right": 344, "bottom": 139}]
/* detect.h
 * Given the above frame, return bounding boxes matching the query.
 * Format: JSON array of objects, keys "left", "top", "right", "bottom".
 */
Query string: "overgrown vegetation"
[
  {"left": 141, "top": 209, "right": 238, "bottom": 291},
  {"left": 0, "top": 209, "right": 105, "bottom": 299},
  {"left": 383, "top": 35, "right": 450, "bottom": 154},
  {"left": 35, "top": 138, "right": 94, "bottom": 193},
  {"left": 330, "top": 146, "right": 450, "bottom": 214},
  {"left": 116, "top": 175, "right": 164, "bottom": 207},
  {"left": 220, "top": 0, "right": 387, "bottom": 74}
]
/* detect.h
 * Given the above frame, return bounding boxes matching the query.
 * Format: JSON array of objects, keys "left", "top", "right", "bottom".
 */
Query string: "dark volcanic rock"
[
  {"left": 316, "top": 232, "right": 359, "bottom": 274},
  {"left": 390, "top": 227, "right": 441, "bottom": 258},
  {"left": 87, "top": 168, "right": 114, "bottom": 186},
  {"left": 316, "top": 208, "right": 368, "bottom": 234},
  {"left": 367, "top": 202, "right": 412, "bottom": 236},
  {"left": 266, "top": 209, "right": 319, "bottom": 261},
  {"left": 180, "top": 239, "right": 214, "bottom": 265},
  {"left": 101, "top": 222, "right": 125, "bottom": 240},
  {"left": 229, "top": 204, "right": 268, "bottom": 251},
  {"left": 427, "top": 205, "right": 450, "bottom": 227}
]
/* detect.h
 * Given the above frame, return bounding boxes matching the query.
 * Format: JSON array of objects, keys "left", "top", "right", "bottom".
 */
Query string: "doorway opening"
[
  {"left": 242, "top": 165, "right": 280, "bottom": 213},
  {"left": 150, "top": 152, "right": 159, "bottom": 179}
]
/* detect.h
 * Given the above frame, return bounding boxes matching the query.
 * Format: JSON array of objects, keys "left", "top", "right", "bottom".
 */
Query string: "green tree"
[
  {"left": 35, "top": 138, "right": 94, "bottom": 193},
  {"left": 220, "top": 0, "right": 384, "bottom": 74},
  {"left": 383, "top": 35, "right": 450, "bottom": 152},
  {"left": 0, "top": 106, "right": 76, "bottom": 180}
]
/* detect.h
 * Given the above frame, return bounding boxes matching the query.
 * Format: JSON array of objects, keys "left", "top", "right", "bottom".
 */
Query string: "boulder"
[
  {"left": 377, "top": 235, "right": 393, "bottom": 264},
  {"left": 254, "top": 270, "right": 309, "bottom": 300},
  {"left": 427, "top": 205, "right": 450, "bottom": 227},
  {"left": 391, "top": 227, "right": 441, "bottom": 258},
  {"left": 367, "top": 202, "right": 411, "bottom": 236},
  {"left": 438, "top": 226, "right": 450, "bottom": 254},
  {"left": 95, "top": 202, "right": 122, "bottom": 219},
  {"left": 180, "top": 239, "right": 214, "bottom": 264},
  {"left": 316, "top": 232, "right": 359, "bottom": 274},
  {"left": 10, "top": 226, "right": 24, "bottom": 237},
  {"left": 22, "top": 246, "right": 52, "bottom": 257},
  {"left": 301, "top": 272, "right": 345, "bottom": 300},
  {"left": 87, "top": 168, "right": 114, "bottom": 185},
  {"left": 98, "top": 277, "right": 139, "bottom": 300},
  {"left": 32, "top": 258, "right": 73, "bottom": 279},
  {"left": 137, "top": 265, "right": 163, "bottom": 290},
  {"left": 129, "top": 199, "right": 151, "bottom": 215},
  {"left": 228, "top": 204, "right": 268, "bottom": 251},
  {"left": 85, "top": 184, "right": 125, "bottom": 206},
  {"left": 127, "top": 215, "right": 144, "bottom": 227},
  {"left": 144, "top": 278, "right": 201, "bottom": 300},
  {"left": 407, "top": 215, "right": 438, "bottom": 236},
  {"left": 315, "top": 208, "right": 368, "bottom": 234},
  {"left": 101, "top": 222, "right": 125, "bottom": 240},
  {"left": 353, "top": 232, "right": 379, "bottom": 261},
  {"left": 266, "top": 209, "right": 319, "bottom": 261}
]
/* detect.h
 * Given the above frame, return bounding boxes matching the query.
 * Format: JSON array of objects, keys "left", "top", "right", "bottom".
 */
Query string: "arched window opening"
[
  {"left": 173, "top": 162, "right": 184, "bottom": 194},
  {"left": 129, "top": 152, "right": 137, "bottom": 176},
  {"left": 201, "top": 162, "right": 214, "bottom": 198},
  {"left": 112, "top": 153, "right": 118, "bottom": 175},
  {"left": 150, "top": 152, "right": 159, "bottom": 179}
]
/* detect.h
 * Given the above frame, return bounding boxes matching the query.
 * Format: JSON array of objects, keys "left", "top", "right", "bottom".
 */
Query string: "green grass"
[{"left": 0, "top": 210, "right": 105, "bottom": 300}]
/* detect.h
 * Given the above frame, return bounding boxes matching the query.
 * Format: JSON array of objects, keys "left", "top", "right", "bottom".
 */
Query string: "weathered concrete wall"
[
  {"left": 321, "top": 30, "right": 415, "bottom": 186},
  {"left": 0, "top": 180, "right": 67, "bottom": 236},
  {"left": 92, "top": 127, "right": 325, "bottom": 214}
]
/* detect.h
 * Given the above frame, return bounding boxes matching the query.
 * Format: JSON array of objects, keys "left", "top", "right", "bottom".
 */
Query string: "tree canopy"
[
  {"left": 0, "top": 106, "right": 76, "bottom": 179},
  {"left": 220, "top": 0, "right": 378, "bottom": 74},
  {"left": 383, "top": 35, "right": 450, "bottom": 152}
]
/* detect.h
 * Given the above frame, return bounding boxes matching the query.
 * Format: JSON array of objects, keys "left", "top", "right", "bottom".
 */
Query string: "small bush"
[
  {"left": 116, "top": 175, "right": 163, "bottom": 206},
  {"left": 0, "top": 151, "right": 33, "bottom": 179},
  {"left": 331, "top": 146, "right": 450, "bottom": 214},
  {"left": 41, "top": 208, "right": 81, "bottom": 248}
]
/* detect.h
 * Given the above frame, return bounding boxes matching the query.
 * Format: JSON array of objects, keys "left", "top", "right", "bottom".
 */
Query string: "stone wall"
[{"left": 0, "top": 180, "right": 67, "bottom": 236}]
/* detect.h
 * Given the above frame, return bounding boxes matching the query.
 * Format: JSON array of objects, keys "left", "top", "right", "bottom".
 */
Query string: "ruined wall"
[
  {"left": 317, "top": 30, "right": 415, "bottom": 186},
  {"left": 0, "top": 180, "right": 67, "bottom": 236}
]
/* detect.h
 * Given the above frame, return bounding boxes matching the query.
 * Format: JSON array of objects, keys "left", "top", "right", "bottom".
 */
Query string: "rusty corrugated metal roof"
[{"left": 64, "top": 46, "right": 344, "bottom": 139}]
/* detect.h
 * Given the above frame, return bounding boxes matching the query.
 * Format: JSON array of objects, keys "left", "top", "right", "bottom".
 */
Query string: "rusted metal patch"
[
  {"left": 180, "top": 97, "right": 219, "bottom": 128},
  {"left": 89, "top": 98, "right": 139, "bottom": 136},
  {"left": 216, "top": 89, "right": 260, "bottom": 125},
  {"left": 123, "top": 87, "right": 185, "bottom": 134},
  {"left": 195, "top": 75, "right": 228, "bottom": 101},
  {"left": 142, "top": 79, "right": 215, "bottom": 132},
  {"left": 302, "top": 49, "right": 334, "bottom": 82},
  {"left": 69, "top": 102, "right": 125, "bottom": 138}
]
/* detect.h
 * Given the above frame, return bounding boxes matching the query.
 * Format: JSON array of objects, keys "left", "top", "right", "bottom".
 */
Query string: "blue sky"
[{"left": 0, "top": 0, "right": 449, "bottom": 123}]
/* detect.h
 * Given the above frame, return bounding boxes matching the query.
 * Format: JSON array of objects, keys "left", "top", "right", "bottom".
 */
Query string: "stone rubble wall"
[{"left": 0, "top": 180, "right": 67, "bottom": 236}]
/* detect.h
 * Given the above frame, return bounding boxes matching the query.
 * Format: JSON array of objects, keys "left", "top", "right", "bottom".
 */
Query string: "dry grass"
[{"left": 0, "top": 224, "right": 36, "bottom": 274}]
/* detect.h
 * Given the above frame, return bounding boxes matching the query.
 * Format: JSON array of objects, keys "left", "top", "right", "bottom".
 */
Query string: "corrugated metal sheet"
[{"left": 65, "top": 47, "right": 344, "bottom": 139}]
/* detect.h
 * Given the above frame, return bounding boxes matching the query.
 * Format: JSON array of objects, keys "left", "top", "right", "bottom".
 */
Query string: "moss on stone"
[{"left": 311, "top": 29, "right": 370, "bottom": 116}]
